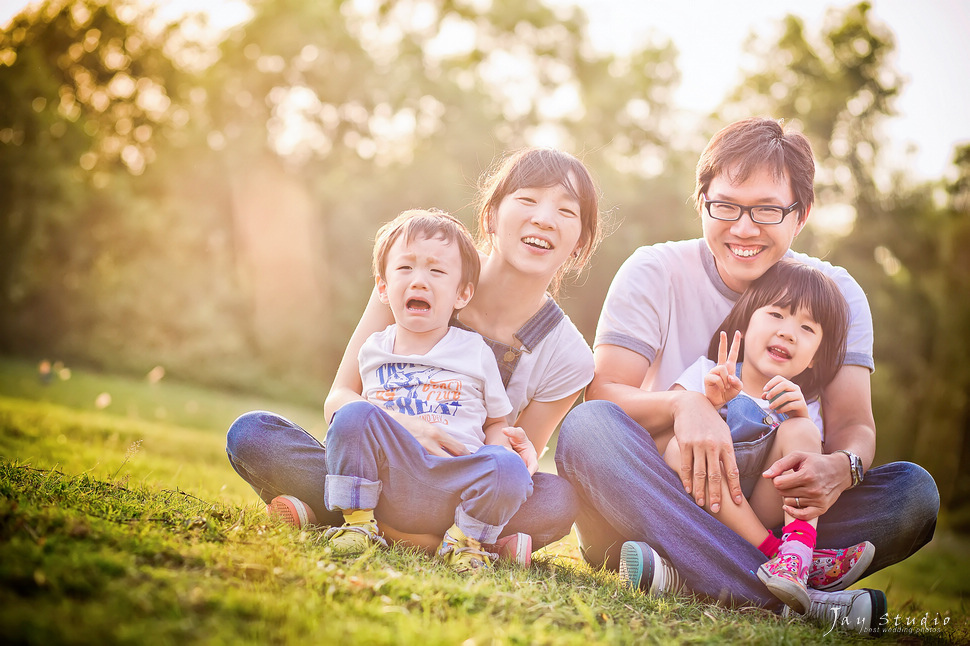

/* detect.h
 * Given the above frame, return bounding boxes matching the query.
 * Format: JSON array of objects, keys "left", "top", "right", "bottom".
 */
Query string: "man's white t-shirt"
[
  {"left": 359, "top": 325, "right": 512, "bottom": 453},
  {"left": 594, "top": 238, "right": 874, "bottom": 393}
]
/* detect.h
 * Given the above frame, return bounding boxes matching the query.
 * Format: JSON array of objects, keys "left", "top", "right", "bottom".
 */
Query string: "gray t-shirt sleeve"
[{"left": 593, "top": 246, "right": 668, "bottom": 364}]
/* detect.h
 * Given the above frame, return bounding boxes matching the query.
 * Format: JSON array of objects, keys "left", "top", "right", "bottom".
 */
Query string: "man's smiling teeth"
[
  {"left": 730, "top": 245, "right": 762, "bottom": 258},
  {"left": 523, "top": 236, "right": 552, "bottom": 249}
]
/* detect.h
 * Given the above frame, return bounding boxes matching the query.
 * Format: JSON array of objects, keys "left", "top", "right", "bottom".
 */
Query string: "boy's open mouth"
[{"left": 406, "top": 298, "right": 431, "bottom": 311}]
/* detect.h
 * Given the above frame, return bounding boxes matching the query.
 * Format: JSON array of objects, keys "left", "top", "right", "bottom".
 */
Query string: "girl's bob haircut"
[{"left": 709, "top": 258, "right": 849, "bottom": 402}]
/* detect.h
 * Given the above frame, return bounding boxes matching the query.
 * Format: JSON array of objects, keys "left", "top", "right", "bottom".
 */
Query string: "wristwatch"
[{"left": 836, "top": 449, "right": 865, "bottom": 488}]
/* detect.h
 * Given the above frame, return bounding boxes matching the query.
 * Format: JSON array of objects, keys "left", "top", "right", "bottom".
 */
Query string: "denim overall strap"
[
  {"left": 724, "top": 395, "right": 775, "bottom": 444},
  {"left": 453, "top": 299, "right": 564, "bottom": 387}
]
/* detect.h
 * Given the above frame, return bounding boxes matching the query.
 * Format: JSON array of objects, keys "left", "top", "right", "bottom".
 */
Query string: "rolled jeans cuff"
[
  {"left": 456, "top": 505, "right": 503, "bottom": 545},
  {"left": 325, "top": 474, "right": 382, "bottom": 512}
]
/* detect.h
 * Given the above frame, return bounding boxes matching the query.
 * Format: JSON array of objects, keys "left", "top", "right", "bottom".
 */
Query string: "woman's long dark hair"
[{"left": 708, "top": 259, "right": 849, "bottom": 401}]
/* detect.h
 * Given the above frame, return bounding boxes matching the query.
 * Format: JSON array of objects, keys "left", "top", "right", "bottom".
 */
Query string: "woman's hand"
[
  {"left": 703, "top": 330, "right": 743, "bottom": 408},
  {"left": 387, "top": 410, "right": 469, "bottom": 457},
  {"left": 503, "top": 426, "right": 539, "bottom": 475},
  {"left": 763, "top": 375, "right": 809, "bottom": 418}
]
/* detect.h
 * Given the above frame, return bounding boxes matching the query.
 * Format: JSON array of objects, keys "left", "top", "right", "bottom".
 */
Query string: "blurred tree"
[
  {"left": 0, "top": 0, "right": 178, "bottom": 352},
  {"left": 944, "top": 146, "right": 970, "bottom": 528},
  {"left": 849, "top": 146, "right": 970, "bottom": 522},
  {"left": 2, "top": 0, "right": 691, "bottom": 400},
  {"left": 193, "top": 0, "right": 688, "bottom": 377}
]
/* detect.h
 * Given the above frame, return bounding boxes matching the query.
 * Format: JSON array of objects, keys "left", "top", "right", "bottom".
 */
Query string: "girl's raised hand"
[
  {"left": 702, "top": 330, "right": 743, "bottom": 408},
  {"left": 763, "top": 375, "right": 809, "bottom": 418}
]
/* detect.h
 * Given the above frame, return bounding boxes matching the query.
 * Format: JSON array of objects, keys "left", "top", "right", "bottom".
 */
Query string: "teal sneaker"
[{"left": 618, "top": 541, "right": 687, "bottom": 596}]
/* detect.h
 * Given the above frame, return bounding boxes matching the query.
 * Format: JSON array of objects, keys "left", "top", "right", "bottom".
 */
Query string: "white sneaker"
[
  {"left": 785, "top": 587, "right": 887, "bottom": 636},
  {"left": 618, "top": 541, "right": 687, "bottom": 596}
]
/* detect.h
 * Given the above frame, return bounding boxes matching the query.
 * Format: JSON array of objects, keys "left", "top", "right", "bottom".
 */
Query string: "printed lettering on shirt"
[{"left": 374, "top": 362, "right": 464, "bottom": 422}]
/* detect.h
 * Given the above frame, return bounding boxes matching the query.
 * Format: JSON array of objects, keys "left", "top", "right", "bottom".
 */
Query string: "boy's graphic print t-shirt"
[{"left": 358, "top": 325, "right": 512, "bottom": 452}]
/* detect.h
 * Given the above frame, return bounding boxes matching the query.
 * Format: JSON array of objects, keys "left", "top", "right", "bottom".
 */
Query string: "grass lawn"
[{"left": 1, "top": 356, "right": 967, "bottom": 644}]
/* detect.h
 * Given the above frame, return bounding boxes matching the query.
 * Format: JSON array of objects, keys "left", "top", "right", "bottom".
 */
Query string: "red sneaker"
[
  {"left": 266, "top": 495, "right": 317, "bottom": 528},
  {"left": 492, "top": 533, "right": 533, "bottom": 567}
]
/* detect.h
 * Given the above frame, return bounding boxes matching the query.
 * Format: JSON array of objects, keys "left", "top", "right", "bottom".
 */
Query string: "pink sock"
[
  {"left": 779, "top": 521, "right": 816, "bottom": 581},
  {"left": 782, "top": 520, "right": 817, "bottom": 550},
  {"left": 758, "top": 531, "right": 783, "bottom": 558}
]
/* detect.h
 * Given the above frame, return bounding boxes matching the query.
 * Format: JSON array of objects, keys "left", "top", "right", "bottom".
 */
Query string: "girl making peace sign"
[{"left": 662, "top": 258, "right": 873, "bottom": 614}]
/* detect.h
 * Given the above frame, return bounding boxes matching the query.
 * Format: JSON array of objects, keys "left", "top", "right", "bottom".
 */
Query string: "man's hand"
[
  {"left": 388, "top": 410, "right": 469, "bottom": 457},
  {"left": 672, "top": 390, "right": 743, "bottom": 513},
  {"left": 503, "top": 426, "right": 539, "bottom": 475},
  {"left": 763, "top": 451, "right": 851, "bottom": 519},
  {"left": 703, "top": 330, "right": 744, "bottom": 408}
]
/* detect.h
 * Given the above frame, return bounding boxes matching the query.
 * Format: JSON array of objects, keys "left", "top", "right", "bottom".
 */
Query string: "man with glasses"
[{"left": 555, "top": 117, "right": 939, "bottom": 634}]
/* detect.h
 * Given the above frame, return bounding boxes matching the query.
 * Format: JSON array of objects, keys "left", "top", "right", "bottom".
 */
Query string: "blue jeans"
[
  {"left": 326, "top": 401, "right": 532, "bottom": 543},
  {"left": 226, "top": 405, "right": 579, "bottom": 547},
  {"left": 554, "top": 400, "right": 940, "bottom": 609}
]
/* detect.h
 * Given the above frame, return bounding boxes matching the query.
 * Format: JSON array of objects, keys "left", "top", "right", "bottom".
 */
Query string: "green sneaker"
[
  {"left": 437, "top": 525, "right": 496, "bottom": 573},
  {"left": 323, "top": 510, "right": 387, "bottom": 555}
]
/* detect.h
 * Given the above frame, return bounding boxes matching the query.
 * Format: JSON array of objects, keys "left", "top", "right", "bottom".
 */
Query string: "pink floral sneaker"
[
  {"left": 758, "top": 552, "right": 810, "bottom": 614},
  {"left": 809, "top": 541, "right": 875, "bottom": 591},
  {"left": 490, "top": 533, "right": 533, "bottom": 568},
  {"left": 266, "top": 495, "right": 317, "bottom": 528}
]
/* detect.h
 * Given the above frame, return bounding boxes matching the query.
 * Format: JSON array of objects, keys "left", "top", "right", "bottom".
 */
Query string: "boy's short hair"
[{"left": 372, "top": 209, "right": 481, "bottom": 289}]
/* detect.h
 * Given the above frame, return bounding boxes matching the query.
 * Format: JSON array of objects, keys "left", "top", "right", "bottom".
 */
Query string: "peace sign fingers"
[
  {"left": 721, "top": 329, "right": 742, "bottom": 377},
  {"left": 704, "top": 330, "right": 743, "bottom": 408}
]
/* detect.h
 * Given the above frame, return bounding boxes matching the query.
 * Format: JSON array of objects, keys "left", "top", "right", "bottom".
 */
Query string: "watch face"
[
  {"left": 852, "top": 455, "right": 864, "bottom": 484},
  {"left": 841, "top": 450, "right": 863, "bottom": 486}
]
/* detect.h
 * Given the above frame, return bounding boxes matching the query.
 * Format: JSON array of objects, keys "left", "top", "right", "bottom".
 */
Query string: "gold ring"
[{"left": 795, "top": 497, "right": 801, "bottom": 509}]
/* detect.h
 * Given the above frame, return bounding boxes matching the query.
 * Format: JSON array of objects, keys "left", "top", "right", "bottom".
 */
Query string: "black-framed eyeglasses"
[{"left": 702, "top": 194, "right": 800, "bottom": 225}]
